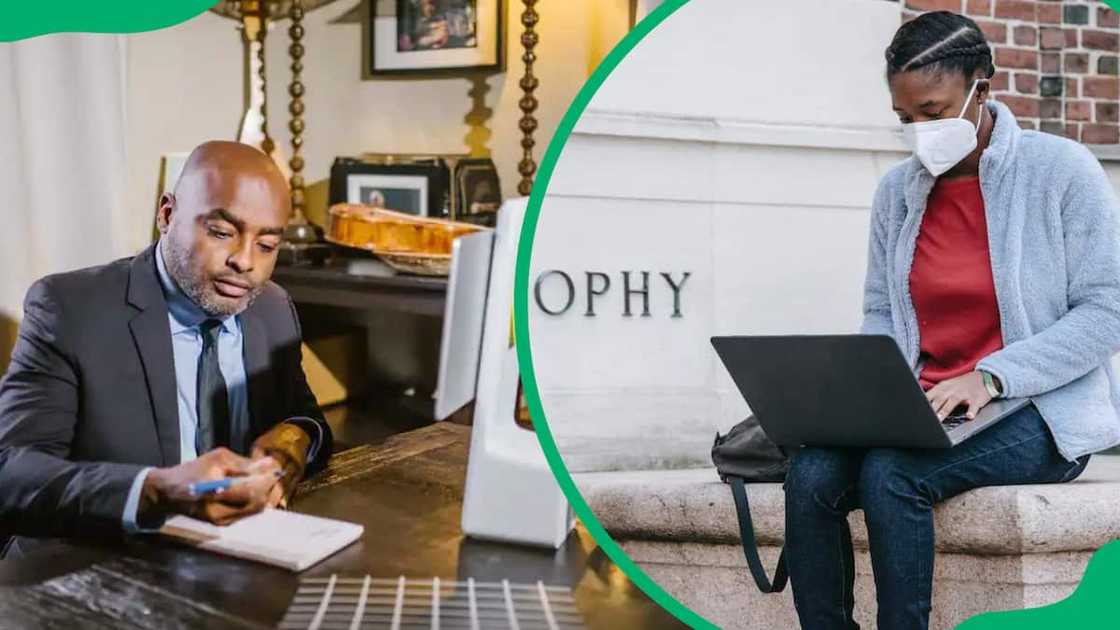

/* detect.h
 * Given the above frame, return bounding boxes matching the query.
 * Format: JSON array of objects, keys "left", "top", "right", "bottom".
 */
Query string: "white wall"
[
  {"left": 591, "top": 0, "right": 903, "bottom": 129},
  {"left": 529, "top": 0, "right": 909, "bottom": 472},
  {"left": 123, "top": 0, "right": 603, "bottom": 254}
]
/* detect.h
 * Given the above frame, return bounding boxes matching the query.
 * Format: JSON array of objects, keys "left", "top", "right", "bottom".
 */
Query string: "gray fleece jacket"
[{"left": 862, "top": 99, "right": 1120, "bottom": 461}]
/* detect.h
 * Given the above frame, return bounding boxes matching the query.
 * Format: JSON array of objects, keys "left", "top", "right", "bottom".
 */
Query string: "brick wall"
[{"left": 898, "top": 0, "right": 1120, "bottom": 144}]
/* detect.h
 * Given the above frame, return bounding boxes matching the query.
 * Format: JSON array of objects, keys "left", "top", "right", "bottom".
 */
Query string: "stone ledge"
[
  {"left": 615, "top": 542, "right": 1090, "bottom": 630},
  {"left": 575, "top": 458, "right": 1120, "bottom": 554},
  {"left": 576, "top": 458, "right": 1120, "bottom": 629},
  {"left": 621, "top": 541, "right": 1091, "bottom": 585}
]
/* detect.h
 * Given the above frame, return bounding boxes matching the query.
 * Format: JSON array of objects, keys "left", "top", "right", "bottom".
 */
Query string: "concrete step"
[{"left": 574, "top": 457, "right": 1120, "bottom": 629}]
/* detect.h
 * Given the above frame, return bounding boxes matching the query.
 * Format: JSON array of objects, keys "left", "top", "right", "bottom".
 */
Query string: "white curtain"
[{"left": 0, "top": 34, "right": 131, "bottom": 326}]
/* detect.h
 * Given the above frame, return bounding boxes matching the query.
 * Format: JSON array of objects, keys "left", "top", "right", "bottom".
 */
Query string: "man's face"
[
  {"left": 420, "top": 0, "right": 436, "bottom": 18},
  {"left": 158, "top": 166, "right": 289, "bottom": 318}
]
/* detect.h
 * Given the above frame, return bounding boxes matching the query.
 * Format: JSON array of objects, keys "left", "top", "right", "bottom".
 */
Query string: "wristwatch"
[{"left": 981, "top": 370, "right": 1003, "bottom": 399}]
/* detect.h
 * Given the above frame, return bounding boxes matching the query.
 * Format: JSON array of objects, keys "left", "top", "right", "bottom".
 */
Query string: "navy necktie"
[{"left": 195, "top": 319, "right": 231, "bottom": 454}]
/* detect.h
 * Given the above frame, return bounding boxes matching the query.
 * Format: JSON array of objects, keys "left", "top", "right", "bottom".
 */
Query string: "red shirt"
[{"left": 909, "top": 176, "right": 1004, "bottom": 390}]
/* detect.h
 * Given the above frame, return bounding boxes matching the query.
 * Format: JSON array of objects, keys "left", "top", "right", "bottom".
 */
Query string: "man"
[{"left": 0, "top": 141, "right": 332, "bottom": 557}]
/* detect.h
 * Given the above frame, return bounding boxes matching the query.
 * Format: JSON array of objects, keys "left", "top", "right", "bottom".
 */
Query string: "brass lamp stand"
[
  {"left": 518, "top": 0, "right": 539, "bottom": 197},
  {"left": 277, "top": 0, "right": 330, "bottom": 265},
  {"left": 212, "top": 0, "right": 336, "bottom": 265}
]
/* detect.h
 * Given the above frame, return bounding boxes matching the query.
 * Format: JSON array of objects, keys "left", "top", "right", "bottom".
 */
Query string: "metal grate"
[{"left": 279, "top": 576, "right": 586, "bottom": 630}]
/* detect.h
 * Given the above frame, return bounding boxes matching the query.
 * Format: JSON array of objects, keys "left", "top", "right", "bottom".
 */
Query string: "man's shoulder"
[
  {"left": 244, "top": 280, "right": 298, "bottom": 332},
  {"left": 253, "top": 280, "right": 292, "bottom": 310},
  {"left": 32, "top": 254, "right": 136, "bottom": 308}
]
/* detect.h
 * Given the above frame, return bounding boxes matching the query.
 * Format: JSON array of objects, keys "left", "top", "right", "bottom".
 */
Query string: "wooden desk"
[
  {"left": 0, "top": 424, "right": 684, "bottom": 629},
  {"left": 271, "top": 259, "right": 448, "bottom": 318},
  {"left": 271, "top": 259, "right": 449, "bottom": 403}
]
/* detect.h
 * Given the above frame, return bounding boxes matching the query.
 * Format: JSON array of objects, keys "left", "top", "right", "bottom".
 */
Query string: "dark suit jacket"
[{"left": 0, "top": 245, "right": 332, "bottom": 549}]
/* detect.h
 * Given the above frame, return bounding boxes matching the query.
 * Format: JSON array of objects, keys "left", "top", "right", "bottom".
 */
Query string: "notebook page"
[{"left": 161, "top": 509, "right": 363, "bottom": 571}]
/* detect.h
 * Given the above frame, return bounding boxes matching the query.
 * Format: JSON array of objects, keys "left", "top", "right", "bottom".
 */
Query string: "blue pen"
[{"left": 188, "top": 470, "right": 283, "bottom": 497}]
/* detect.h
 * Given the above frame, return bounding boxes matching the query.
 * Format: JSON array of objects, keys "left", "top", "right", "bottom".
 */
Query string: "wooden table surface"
[
  {"left": 0, "top": 423, "right": 685, "bottom": 630},
  {"left": 271, "top": 259, "right": 448, "bottom": 318}
]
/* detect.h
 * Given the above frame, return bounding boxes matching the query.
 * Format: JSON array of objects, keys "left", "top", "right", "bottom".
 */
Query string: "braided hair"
[{"left": 885, "top": 12, "right": 995, "bottom": 82}]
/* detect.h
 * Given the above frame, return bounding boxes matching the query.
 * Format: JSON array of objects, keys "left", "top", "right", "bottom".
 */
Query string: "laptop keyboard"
[{"left": 942, "top": 413, "right": 969, "bottom": 430}]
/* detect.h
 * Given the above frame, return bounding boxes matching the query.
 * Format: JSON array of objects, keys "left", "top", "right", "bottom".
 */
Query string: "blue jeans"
[{"left": 783, "top": 404, "right": 1090, "bottom": 630}]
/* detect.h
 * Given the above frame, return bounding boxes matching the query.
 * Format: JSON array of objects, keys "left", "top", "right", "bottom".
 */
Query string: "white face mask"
[{"left": 901, "top": 80, "right": 983, "bottom": 177}]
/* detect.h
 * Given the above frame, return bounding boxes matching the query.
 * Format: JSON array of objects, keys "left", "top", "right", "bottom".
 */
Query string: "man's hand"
[
  {"left": 139, "top": 448, "right": 282, "bottom": 526},
  {"left": 251, "top": 423, "right": 311, "bottom": 509},
  {"left": 925, "top": 371, "right": 993, "bottom": 421}
]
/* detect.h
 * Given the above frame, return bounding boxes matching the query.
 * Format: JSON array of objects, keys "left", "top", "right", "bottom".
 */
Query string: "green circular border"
[{"left": 511, "top": 1, "right": 714, "bottom": 628}]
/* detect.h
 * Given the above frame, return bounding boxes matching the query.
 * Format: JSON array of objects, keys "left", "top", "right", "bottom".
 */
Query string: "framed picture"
[
  {"left": 351, "top": 173, "right": 429, "bottom": 215},
  {"left": 452, "top": 157, "right": 501, "bottom": 224},
  {"left": 329, "top": 158, "right": 450, "bottom": 217},
  {"left": 367, "top": 0, "right": 504, "bottom": 77}
]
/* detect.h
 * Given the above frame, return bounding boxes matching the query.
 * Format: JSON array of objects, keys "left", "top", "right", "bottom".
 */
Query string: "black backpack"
[{"left": 711, "top": 414, "right": 791, "bottom": 593}]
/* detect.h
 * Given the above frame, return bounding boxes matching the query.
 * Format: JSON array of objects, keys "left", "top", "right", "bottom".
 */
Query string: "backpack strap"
[{"left": 729, "top": 475, "right": 788, "bottom": 593}]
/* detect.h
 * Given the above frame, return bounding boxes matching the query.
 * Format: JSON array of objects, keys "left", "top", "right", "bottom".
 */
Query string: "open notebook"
[{"left": 159, "top": 509, "right": 363, "bottom": 572}]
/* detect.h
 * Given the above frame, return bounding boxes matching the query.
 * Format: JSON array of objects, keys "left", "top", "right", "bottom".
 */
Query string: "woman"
[{"left": 784, "top": 11, "right": 1120, "bottom": 630}]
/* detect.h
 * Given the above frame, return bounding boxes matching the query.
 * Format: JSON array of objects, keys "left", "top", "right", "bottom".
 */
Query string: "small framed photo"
[
  {"left": 367, "top": 0, "right": 504, "bottom": 77},
  {"left": 351, "top": 173, "right": 429, "bottom": 215},
  {"left": 329, "top": 158, "right": 450, "bottom": 217},
  {"left": 452, "top": 157, "right": 501, "bottom": 225}
]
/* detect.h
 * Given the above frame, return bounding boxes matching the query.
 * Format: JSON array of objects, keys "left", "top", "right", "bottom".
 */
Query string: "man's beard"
[{"left": 163, "top": 238, "right": 263, "bottom": 318}]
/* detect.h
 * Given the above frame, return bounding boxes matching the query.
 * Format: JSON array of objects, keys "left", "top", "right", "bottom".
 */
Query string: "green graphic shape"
[
  {"left": 956, "top": 539, "right": 1120, "bottom": 629},
  {"left": 2, "top": 1, "right": 216, "bottom": 42},
  {"left": 511, "top": 0, "right": 715, "bottom": 628},
  {"left": 512, "top": 1, "right": 1120, "bottom": 629}
]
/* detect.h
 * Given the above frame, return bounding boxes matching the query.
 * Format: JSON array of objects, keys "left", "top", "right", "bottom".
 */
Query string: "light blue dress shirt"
[
  {"left": 157, "top": 240, "right": 250, "bottom": 460},
  {"left": 122, "top": 241, "right": 259, "bottom": 530}
]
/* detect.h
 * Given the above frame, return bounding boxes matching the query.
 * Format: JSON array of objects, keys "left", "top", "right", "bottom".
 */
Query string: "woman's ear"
[{"left": 976, "top": 77, "right": 991, "bottom": 102}]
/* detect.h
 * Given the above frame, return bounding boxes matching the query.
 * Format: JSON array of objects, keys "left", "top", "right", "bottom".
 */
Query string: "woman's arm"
[
  {"left": 977, "top": 145, "right": 1120, "bottom": 398},
  {"left": 860, "top": 178, "right": 895, "bottom": 338}
]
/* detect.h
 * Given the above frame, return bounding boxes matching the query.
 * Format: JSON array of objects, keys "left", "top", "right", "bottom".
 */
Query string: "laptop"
[{"left": 711, "top": 335, "right": 1029, "bottom": 449}]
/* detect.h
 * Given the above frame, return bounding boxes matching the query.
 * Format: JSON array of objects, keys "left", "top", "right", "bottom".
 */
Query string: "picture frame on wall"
[
  {"left": 366, "top": 0, "right": 505, "bottom": 77},
  {"left": 329, "top": 158, "right": 451, "bottom": 217}
]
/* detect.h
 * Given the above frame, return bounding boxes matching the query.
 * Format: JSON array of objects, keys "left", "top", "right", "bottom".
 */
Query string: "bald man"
[{"left": 0, "top": 141, "right": 333, "bottom": 557}]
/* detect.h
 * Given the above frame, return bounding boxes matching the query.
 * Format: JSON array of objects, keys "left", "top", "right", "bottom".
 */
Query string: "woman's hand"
[{"left": 925, "top": 371, "right": 993, "bottom": 420}]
